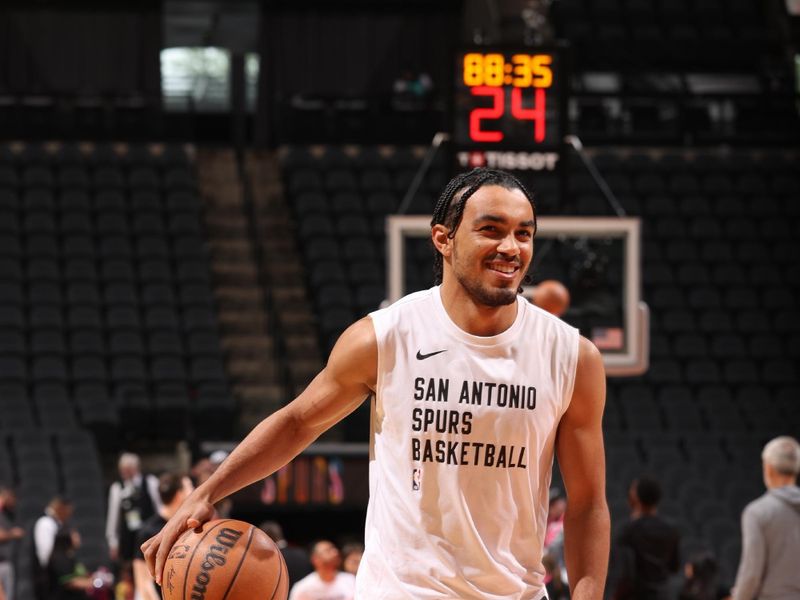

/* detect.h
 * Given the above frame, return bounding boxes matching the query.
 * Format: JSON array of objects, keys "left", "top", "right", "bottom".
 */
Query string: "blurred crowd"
[{"left": 1, "top": 434, "right": 797, "bottom": 600}]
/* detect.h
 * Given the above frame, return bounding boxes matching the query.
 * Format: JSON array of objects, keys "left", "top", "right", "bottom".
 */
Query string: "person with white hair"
[
  {"left": 732, "top": 435, "right": 800, "bottom": 600},
  {"left": 105, "top": 453, "right": 162, "bottom": 564}
]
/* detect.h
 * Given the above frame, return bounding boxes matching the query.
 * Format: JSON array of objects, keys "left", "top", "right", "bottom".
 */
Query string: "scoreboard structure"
[{"left": 452, "top": 46, "right": 569, "bottom": 176}]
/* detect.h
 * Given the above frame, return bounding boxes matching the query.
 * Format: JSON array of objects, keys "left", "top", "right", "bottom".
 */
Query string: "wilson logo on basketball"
[{"left": 190, "top": 528, "right": 243, "bottom": 600}]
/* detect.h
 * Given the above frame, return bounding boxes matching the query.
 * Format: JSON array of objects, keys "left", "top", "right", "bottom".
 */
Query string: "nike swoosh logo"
[{"left": 416, "top": 349, "right": 447, "bottom": 360}]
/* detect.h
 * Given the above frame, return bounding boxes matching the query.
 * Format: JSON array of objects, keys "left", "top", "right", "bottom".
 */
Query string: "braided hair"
[{"left": 430, "top": 167, "right": 537, "bottom": 285}]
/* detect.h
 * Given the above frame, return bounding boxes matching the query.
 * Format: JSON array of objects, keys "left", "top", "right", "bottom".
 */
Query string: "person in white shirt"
[
  {"left": 106, "top": 453, "right": 162, "bottom": 563},
  {"left": 143, "top": 168, "right": 609, "bottom": 599},
  {"left": 33, "top": 496, "right": 93, "bottom": 600},
  {"left": 289, "top": 540, "right": 355, "bottom": 600}
]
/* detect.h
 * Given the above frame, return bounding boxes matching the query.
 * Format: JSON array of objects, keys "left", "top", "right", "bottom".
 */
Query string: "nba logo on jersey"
[{"left": 412, "top": 468, "right": 421, "bottom": 491}]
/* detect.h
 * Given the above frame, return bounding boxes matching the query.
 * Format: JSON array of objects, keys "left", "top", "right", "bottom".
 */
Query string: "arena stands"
[
  {"left": 0, "top": 141, "right": 234, "bottom": 594},
  {"left": 0, "top": 142, "right": 230, "bottom": 445}
]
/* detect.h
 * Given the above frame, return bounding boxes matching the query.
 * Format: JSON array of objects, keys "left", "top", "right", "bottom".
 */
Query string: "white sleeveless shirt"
[{"left": 356, "top": 286, "right": 580, "bottom": 599}]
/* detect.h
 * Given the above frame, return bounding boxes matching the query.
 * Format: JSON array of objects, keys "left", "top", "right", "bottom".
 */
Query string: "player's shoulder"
[
  {"left": 368, "top": 288, "right": 436, "bottom": 337},
  {"left": 578, "top": 335, "right": 602, "bottom": 361},
  {"left": 331, "top": 316, "right": 378, "bottom": 361},
  {"left": 370, "top": 287, "right": 434, "bottom": 317},
  {"left": 520, "top": 296, "right": 578, "bottom": 334}
]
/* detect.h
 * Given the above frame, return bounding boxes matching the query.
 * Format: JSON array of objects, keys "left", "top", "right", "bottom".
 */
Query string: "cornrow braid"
[{"left": 430, "top": 167, "right": 538, "bottom": 285}]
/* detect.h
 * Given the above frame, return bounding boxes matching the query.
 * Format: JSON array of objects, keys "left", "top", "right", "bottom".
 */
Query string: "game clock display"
[{"left": 454, "top": 49, "right": 564, "bottom": 149}]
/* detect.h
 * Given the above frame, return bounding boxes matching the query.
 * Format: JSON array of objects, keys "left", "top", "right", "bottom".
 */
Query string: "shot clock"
[{"left": 453, "top": 48, "right": 567, "bottom": 160}]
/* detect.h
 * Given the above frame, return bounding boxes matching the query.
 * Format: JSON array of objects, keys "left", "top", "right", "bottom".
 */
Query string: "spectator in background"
[
  {"left": 32, "top": 496, "right": 93, "bottom": 600},
  {"left": 732, "top": 435, "right": 800, "bottom": 600},
  {"left": 133, "top": 473, "right": 192, "bottom": 600},
  {"left": 0, "top": 488, "right": 23, "bottom": 600},
  {"left": 543, "top": 553, "right": 570, "bottom": 600},
  {"left": 288, "top": 540, "right": 355, "bottom": 600},
  {"left": 106, "top": 453, "right": 161, "bottom": 564},
  {"left": 545, "top": 487, "right": 567, "bottom": 554},
  {"left": 113, "top": 568, "right": 133, "bottom": 600},
  {"left": 680, "top": 552, "right": 730, "bottom": 600},
  {"left": 612, "top": 476, "right": 681, "bottom": 600},
  {"left": 259, "top": 521, "right": 312, "bottom": 587},
  {"left": 544, "top": 488, "right": 568, "bottom": 594},
  {"left": 340, "top": 543, "right": 363, "bottom": 576}
]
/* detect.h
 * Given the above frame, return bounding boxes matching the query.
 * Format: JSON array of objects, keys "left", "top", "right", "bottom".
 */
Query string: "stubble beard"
[{"left": 454, "top": 264, "right": 519, "bottom": 307}]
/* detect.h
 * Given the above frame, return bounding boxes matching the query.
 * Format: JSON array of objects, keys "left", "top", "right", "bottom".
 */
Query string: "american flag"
[{"left": 592, "top": 327, "right": 624, "bottom": 350}]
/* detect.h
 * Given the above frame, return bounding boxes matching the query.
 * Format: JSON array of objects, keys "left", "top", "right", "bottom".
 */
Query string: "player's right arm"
[{"left": 141, "top": 317, "right": 378, "bottom": 583}]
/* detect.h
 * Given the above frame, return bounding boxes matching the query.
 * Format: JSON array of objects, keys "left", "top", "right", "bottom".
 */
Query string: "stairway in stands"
[
  {"left": 245, "top": 151, "right": 324, "bottom": 400},
  {"left": 196, "top": 148, "right": 287, "bottom": 433}
]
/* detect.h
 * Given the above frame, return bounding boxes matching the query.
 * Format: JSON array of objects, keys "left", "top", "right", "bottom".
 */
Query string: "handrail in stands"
[
  {"left": 564, "top": 134, "right": 626, "bottom": 218},
  {"left": 397, "top": 132, "right": 450, "bottom": 215}
]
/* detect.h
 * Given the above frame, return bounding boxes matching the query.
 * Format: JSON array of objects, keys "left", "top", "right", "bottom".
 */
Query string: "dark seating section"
[
  {"left": 3, "top": 429, "right": 107, "bottom": 599},
  {"left": 0, "top": 141, "right": 232, "bottom": 445},
  {"left": 552, "top": 2, "right": 800, "bottom": 144},
  {"left": 0, "top": 140, "right": 234, "bottom": 589},
  {"left": 281, "top": 145, "right": 451, "bottom": 353},
  {"left": 283, "top": 144, "right": 799, "bottom": 580},
  {"left": 551, "top": 0, "right": 775, "bottom": 71},
  {"left": 565, "top": 147, "right": 799, "bottom": 580}
]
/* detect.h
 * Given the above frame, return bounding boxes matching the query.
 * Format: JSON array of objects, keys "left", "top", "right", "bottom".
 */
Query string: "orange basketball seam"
[
  {"left": 220, "top": 524, "right": 255, "bottom": 600},
  {"left": 181, "top": 519, "right": 232, "bottom": 600}
]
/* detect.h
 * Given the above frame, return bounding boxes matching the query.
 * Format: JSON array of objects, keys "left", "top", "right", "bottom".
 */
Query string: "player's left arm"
[{"left": 556, "top": 336, "right": 610, "bottom": 600}]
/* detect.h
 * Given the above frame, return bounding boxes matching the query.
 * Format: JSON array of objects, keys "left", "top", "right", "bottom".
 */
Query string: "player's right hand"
[{"left": 140, "top": 493, "right": 216, "bottom": 585}]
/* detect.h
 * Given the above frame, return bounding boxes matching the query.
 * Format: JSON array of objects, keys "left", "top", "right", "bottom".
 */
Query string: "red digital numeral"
[
  {"left": 511, "top": 87, "right": 546, "bottom": 142},
  {"left": 469, "top": 86, "right": 504, "bottom": 143}
]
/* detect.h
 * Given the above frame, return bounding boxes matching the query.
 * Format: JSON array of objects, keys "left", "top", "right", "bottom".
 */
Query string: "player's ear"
[{"left": 431, "top": 224, "right": 453, "bottom": 257}]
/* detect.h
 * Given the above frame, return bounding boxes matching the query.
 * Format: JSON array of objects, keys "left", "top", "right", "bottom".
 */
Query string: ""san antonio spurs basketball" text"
[{"left": 410, "top": 377, "right": 537, "bottom": 470}]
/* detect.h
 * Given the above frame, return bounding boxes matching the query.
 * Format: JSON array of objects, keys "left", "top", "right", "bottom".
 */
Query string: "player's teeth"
[{"left": 491, "top": 264, "right": 514, "bottom": 273}]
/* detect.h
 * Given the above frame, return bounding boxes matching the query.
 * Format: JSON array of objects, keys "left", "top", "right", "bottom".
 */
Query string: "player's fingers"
[
  {"left": 153, "top": 526, "right": 178, "bottom": 585},
  {"left": 141, "top": 531, "right": 161, "bottom": 577},
  {"left": 152, "top": 502, "right": 215, "bottom": 584}
]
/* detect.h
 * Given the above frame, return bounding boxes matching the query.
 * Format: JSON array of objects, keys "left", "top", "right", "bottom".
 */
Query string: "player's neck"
[{"left": 439, "top": 281, "right": 518, "bottom": 336}]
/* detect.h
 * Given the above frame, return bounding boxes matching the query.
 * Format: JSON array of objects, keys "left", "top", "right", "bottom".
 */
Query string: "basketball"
[
  {"left": 161, "top": 519, "right": 289, "bottom": 600},
  {"left": 532, "top": 280, "right": 571, "bottom": 317}
]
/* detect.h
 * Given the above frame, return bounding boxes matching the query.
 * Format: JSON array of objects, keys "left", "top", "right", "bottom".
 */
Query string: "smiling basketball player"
[{"left": 143, "top": 168, "right": 609, "bottom": 600}]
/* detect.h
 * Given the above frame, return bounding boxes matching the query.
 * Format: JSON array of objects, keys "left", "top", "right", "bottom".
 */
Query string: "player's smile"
[{"left": 485, "top": 257, "right": 521, "bottom": 280}]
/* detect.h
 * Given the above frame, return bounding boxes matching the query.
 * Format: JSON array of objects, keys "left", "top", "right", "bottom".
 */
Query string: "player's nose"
[{"left": 496, "top": 232, "right": 521, "bottom": 256}]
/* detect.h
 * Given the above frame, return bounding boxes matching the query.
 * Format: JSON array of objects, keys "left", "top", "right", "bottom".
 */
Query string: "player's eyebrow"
[{"left": 473, "top": 214, "right": 535, "bottom": 229}]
